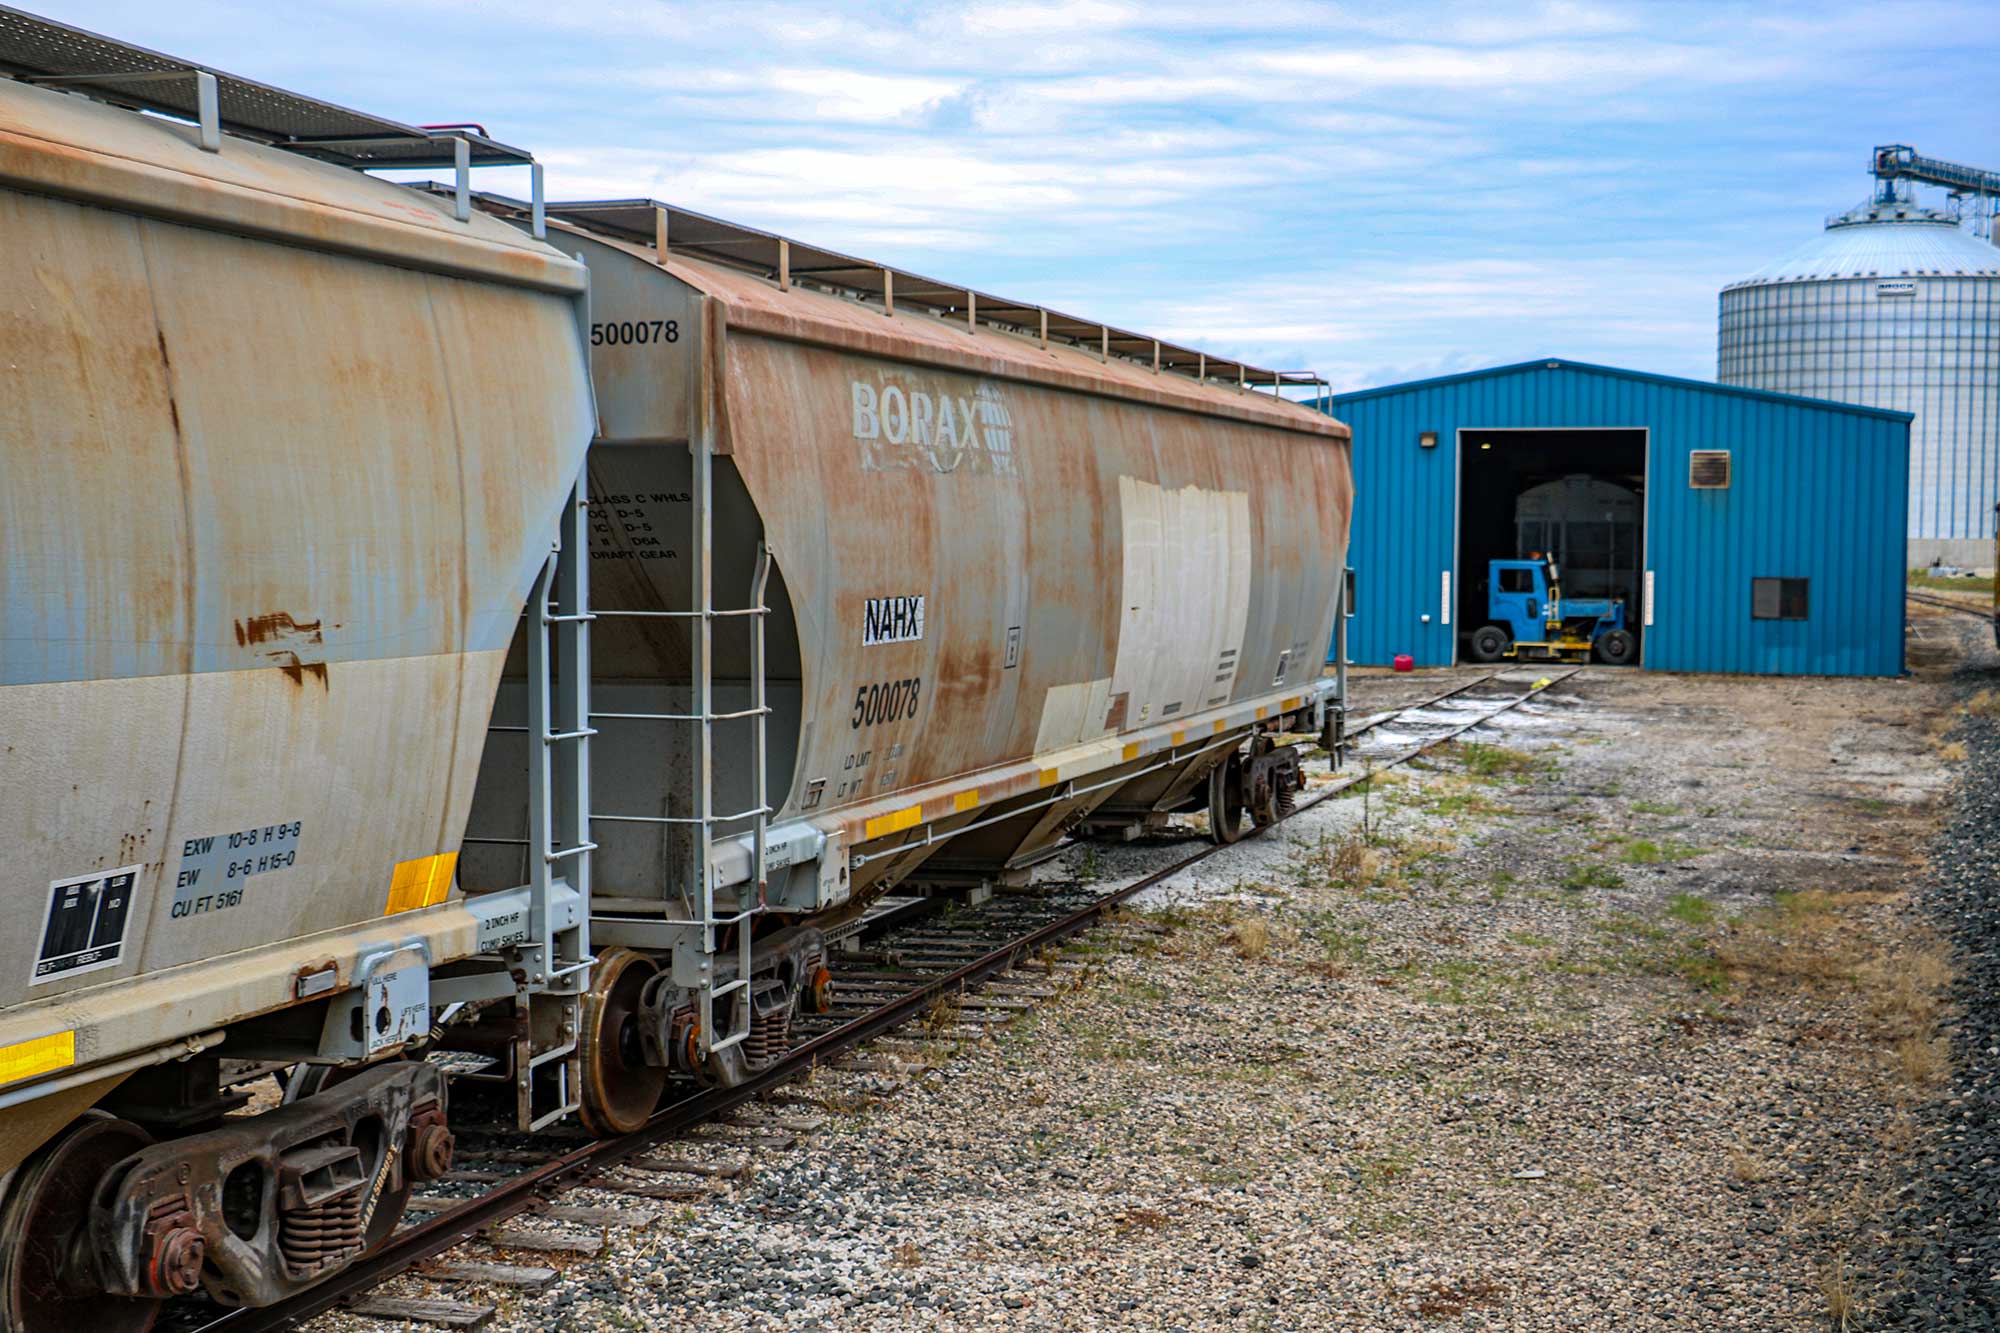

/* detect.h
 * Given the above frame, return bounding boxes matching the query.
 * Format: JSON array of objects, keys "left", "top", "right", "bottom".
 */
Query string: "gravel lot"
[
  {"left": 1867, "top": 609, "right": 2000, "bottom": 1331},
  {"left": 329, "top": 616, "right": 1991, "bottom": 1332}
]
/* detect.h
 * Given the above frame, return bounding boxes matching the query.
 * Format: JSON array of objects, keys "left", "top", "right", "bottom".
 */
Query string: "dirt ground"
[{"left": 347, "top": 609, "right": 1982, "bottom": 1333}]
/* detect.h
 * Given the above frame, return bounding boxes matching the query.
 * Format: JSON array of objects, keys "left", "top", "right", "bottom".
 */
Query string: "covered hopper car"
[
  {"left": 0, "top": 18, "right": 597, "bottom": 1327},
  {"left": 0, "top": 10, "right": 1351, "bottom": 1329},
  {"left": 436, "top": 195, "right": 1353, "bottom": 1131}
]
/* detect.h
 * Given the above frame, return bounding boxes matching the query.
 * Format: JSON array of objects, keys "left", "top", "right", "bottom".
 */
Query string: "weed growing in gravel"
[
  {"left": 1965, "top": 688, "right": 2000, "bottom": 719},
  {"left": 1451, "top": 741, "right": 1549, "bottom": 782},
  {"left": 1667, "top": 892, "right": 1716, "bottom": 925},
  {"left": 1560, "top": 861, "right": 1625, "bottom": 890},
  {"left": 1629, "top": 799, "right": 1681, "bottom": 816},
  {"left": 1619, "top": 838, "right": 1701, "bottom": 865}
]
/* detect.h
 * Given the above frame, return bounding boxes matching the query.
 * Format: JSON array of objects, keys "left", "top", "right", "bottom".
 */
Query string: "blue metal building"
[{"left": 1321, "top": 359, "right": 1913, "bottom": 676}]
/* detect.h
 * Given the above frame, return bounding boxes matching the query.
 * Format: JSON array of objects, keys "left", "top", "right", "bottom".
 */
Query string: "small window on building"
[
  {"left": 1497, "top": 567, "right": 1535, "bottom": 593},
  {"left": 1689, "top": 450, "right": 1731, "bottom": 488},
  {"left": 1751, "top": 577, "right": 1809, "bottom": 621}
]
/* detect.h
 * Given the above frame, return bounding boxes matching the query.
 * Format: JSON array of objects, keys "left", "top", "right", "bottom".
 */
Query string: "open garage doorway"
[{"left": 1455, "top": 428, "right": 1647, "bottom": 665}]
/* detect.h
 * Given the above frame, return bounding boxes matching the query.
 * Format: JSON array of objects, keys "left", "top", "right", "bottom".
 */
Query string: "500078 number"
[
  {"left": 591, "top": 320, "right": 679, "bottom": 347},
  {"left": 852, "top": 677, "right": 921, "bottom": 729}
]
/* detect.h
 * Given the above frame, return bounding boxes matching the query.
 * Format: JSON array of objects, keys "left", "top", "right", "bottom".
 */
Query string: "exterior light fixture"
[
  {"left": 1419, "top": 430, "right": 1438, "bottom": 448},
  {"left": 1480, "top": 441, "right": 1493, "bottom": 450}
]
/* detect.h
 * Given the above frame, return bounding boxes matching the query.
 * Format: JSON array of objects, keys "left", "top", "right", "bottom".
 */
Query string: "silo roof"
[{"left": 1727, "top": 217, "right": 2000, "bottom": 287}]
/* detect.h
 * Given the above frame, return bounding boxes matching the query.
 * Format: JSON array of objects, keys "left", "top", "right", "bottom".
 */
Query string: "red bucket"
[{"left": 1392, "top": 654, "right": 1415, "bottom": 673}]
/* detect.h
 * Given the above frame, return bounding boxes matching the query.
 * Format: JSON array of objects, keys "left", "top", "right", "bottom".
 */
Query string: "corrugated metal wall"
[{"left": 1324, "top": 360, "right": 1910, "bottom": 677}]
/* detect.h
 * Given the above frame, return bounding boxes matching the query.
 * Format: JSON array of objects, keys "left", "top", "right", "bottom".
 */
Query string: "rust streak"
[
  {"left": 235, "top": 612, "right": 325, "bottom": 646},
  {"left": 270, "top": 651, "right": 330, "bottom": 691}
]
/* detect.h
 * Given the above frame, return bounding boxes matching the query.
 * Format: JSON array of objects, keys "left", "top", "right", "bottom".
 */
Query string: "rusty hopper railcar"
[
  {"left": 450, "top": 200, "right": 1354, "bottom": 1130},
  {"left": 0, "top": 19, "right": 596, "bottom": 1327}
]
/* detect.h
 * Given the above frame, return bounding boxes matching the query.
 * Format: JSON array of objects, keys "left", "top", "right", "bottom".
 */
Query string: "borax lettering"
[{"left": 849, "top": 378, "right": 1016, "bottom": 476}]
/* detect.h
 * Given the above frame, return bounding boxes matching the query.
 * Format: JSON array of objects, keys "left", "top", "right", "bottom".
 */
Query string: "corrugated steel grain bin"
[{"left": 1317, "top": 359, "right": 1911, "bottom": 677}]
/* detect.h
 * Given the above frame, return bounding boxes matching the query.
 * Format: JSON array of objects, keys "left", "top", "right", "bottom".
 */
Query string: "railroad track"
[
  {"left": 189, "top": 668, "right": 1581, "bottom": 1333},
  {"left": 1908, "top": 589, "right": 1997, "bottom": 623}
]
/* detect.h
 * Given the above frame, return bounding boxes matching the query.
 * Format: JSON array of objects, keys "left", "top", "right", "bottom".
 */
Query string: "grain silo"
[{"left": 1719, "top": 175, "right": 2000, "bottom": 567}]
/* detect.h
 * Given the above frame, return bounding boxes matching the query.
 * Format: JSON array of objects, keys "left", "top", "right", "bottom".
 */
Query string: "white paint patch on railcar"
[
  {"left": 1034, "top": 677, "right": 1115, "bottom": 753},
  {"left": 1109, "top": 477, "right": 1251, "bottom": 725}
]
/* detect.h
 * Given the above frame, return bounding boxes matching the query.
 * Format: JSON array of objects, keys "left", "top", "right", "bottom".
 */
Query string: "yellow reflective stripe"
[
  {"left": 1213, "top": 720, "right": 1227, "bottom": 734},
  {"left": 863, "top": 805, "right": 923, "bottom": 840},
  {"left": 1039, "top": 768, "right": 1060, "bottom": 787},
  {"left": 386, "top": 852, "right": 458, "bottom": 916},
  {"left": 1282, "top": 696, "right": 1301, "bottom": 710},
  {"left": 0, "top": 1030, "right": 74, "bottom": 1086},
  {"left": 1121, "top": 742, "right": 1140, "bottom": 761},
  {"left": 953, "top": 790, "right": 980, "bottom": 813},
  {"left": 1170, "top": 729, "right": 1186, "bottom": 745}
]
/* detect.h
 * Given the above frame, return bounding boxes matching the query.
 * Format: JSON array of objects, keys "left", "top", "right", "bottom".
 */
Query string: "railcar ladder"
[
  {"left": 512, "top": 475, "right": 595, "bottom": 1130},
  {"left": 587, "top": 414, "right": 772, "bottom": 1064}
]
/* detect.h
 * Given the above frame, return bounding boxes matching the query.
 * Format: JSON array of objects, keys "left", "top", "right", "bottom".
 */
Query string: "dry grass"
[
  {"left": 1413, "top": 1277, "right": 1503, "bottom": 1318},
  {"left": 1892, "top": 1034, "right": 1949, "bottom": 1088},
  {"left": 1227, "top": 916, "right": 1271, "bottom": 960},
  {"left": 1817, "top": 1253, "right": 1857, "bottom": 1332},
  {"left": 1862, "top": 946, "right": 1953, "bottom": 1032},
  {"left": 1112, "top": 1207, "right": 1169, "bottom": 1235},
  {"left": 890, "top": 1240, "right": 924, "bottom": 1268},
  {"left": 1936, "top": 739, "right": 1969, "bottom": 762},
  {"left": 923, "top": 990, "right": 964, "bottom": 1036},
  {"left": 1727, "top": 1144, "right": 1773, "bottom": 1184},
  {"left": 1966, "top": 688, "right": 2000, "bottom": 719}
]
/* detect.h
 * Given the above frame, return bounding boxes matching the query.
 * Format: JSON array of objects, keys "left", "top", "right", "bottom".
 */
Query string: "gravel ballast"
[{"left": 315, "top": 627, "right": 1989, "bottom": 1332}]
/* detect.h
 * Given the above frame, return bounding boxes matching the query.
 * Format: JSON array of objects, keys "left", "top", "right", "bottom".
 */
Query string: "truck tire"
[
  {"left": 1596, "top": 628, "right": 1636, "bottom": 665},
  {"left": 1467, "top": 624, "right": 1509, "bottom": 663}
]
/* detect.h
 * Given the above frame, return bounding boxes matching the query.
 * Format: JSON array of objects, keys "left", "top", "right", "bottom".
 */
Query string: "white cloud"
[{"left": 36, "top": 0, "right": 2000, "bottom": 386}]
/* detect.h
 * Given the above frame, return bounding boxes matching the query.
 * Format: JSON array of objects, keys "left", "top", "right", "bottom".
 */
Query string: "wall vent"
[{"left": 1689, "top": 450, "right": 1732, "bottom": 489}]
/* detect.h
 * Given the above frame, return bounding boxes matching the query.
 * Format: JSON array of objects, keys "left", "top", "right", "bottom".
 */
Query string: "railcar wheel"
[
  {"left": 0, "top": 1112, "right": 160, "bottom": 1333},
  {"left": 1467, "top": 625, "right": 1510, "bottom": 663},
  {"left": 580, "top": 948, "right": 667, "bottom": 1136},
  {"left": 1595, "top": 628, "right": 1636, "bottom": 666},
  {"left": 1207, "top": 752, "right": 1246, "bottom": 845}
]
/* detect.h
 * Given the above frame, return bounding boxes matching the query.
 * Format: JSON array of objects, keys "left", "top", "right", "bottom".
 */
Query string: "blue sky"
[{"left": 42, "top": 0, "right": 2000, "bottom": 390}]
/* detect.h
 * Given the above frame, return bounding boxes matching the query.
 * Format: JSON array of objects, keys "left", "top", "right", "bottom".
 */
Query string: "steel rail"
[
  {"left": 202, "top": 668, "right": 1580, "bottom": 1333},
  {"left": 1344, "top": 670, "right": 1504, "bottom": 740},
  {"left": 1907, "top": 589, "right": 1997, "bottom": 623}
]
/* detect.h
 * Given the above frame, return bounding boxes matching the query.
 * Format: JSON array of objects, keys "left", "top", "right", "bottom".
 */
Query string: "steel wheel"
[
  {"left": 580, "top": 948, "right": 667, "bottom": 1136},
  {"left": 1207, "top": 752, "right": 1246, "bottom": 845},
  {"left": 0, "top": 1113, "right": 159, "bottom": 1333}
]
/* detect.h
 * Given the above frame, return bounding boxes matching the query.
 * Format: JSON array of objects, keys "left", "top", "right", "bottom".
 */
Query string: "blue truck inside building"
[{"left": 1317, "top": 359, "right": 1912, "bottom": 677}]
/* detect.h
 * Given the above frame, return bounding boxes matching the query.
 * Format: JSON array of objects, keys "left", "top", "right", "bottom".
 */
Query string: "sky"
[{"left": 39, "top": 0, "right": 2000, "bottom": 391}]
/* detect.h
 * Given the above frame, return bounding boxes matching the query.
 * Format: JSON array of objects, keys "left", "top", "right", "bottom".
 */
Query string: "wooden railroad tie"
[
  {"left": 481, "top": 1227, "right": 605, "bottom": 1257},
  {"left": 348, "top": 1296, "right": 493, "bottom": 1329},
  {"left": 426, "top": 1261, "right": 559, "bottom": 1292}
]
